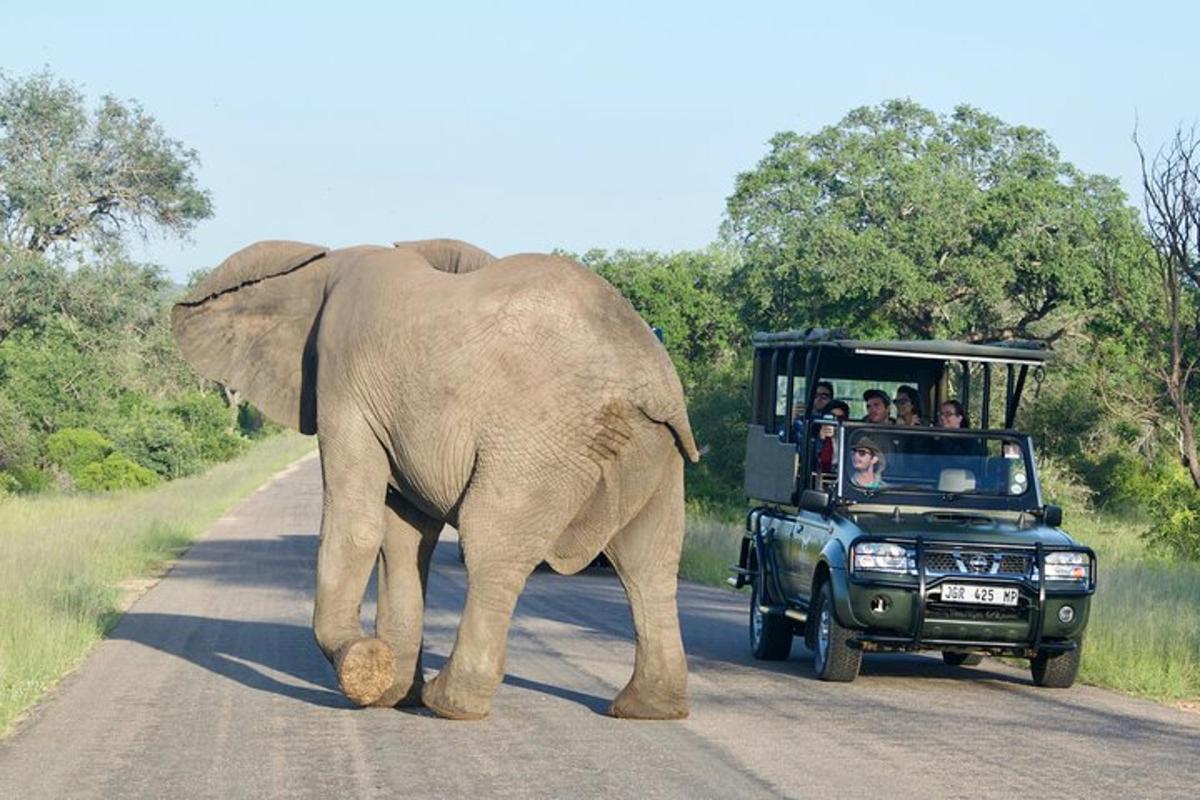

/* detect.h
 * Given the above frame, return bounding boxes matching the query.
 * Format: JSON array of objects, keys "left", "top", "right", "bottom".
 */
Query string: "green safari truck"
[{"left": 731, "top": 331, "right": 1096, "bottom": 687}]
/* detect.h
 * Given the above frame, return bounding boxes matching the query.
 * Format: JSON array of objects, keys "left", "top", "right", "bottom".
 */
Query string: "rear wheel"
[
  {"left": 942, "top": 652, "right": 984, "bottom": 667},
  {"left": 1031, "top": 643, "right": 1082, "bottom": 688},
  {"left": 812, "top": 583, "right": 861, "bottom": 682},
  {"left": 749, "top": 580, "right": 793, "bottom": 660}
]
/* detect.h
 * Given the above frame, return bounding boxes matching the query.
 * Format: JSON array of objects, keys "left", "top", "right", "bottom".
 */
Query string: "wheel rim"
[
  {"left": 816, "top": 603, "right": 831, "bottom": 669},
  {"left": 751, "top": 585, "right": 764, "bottom": 646}
]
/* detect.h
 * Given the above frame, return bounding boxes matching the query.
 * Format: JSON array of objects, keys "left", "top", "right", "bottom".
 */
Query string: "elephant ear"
[
  {"left": 172, "top": 241, "right": 330, "bottom": 434},
  {"left": 392, "top": 238, "right": 496, "bottom": 274}
]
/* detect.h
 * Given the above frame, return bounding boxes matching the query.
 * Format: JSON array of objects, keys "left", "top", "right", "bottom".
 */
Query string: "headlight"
[
  {"left": 853, "top": 542, "right": 914, "bottom": 574},
  {"left": 1044, "top": 551, "right": 1090, "bottom": 582}
]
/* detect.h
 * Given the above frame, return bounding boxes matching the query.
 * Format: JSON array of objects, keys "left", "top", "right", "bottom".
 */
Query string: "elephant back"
[{"left": 392, "top": 239, "right": 496, "bottom": 275}]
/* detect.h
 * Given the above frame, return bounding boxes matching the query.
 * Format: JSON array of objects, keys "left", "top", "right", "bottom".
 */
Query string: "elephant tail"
[{"left": 636, "top": 353, "right": 701, "bottom": 464}]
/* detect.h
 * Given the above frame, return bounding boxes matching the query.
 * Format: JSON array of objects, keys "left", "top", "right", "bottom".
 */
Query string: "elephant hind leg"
[
  {"left": 422, "top": 480, "right": 582, "bottom": 720},
  {"left": 604, "top": 456, "right": 688, "bottom": 720},
  {"left": 367, "top": 490, "right": 443, "bottom": 708}
]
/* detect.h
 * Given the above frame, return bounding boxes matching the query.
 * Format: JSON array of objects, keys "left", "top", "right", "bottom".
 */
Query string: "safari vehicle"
[{"left": 729, "top": 331, "right": 1096, "bottom": 687}]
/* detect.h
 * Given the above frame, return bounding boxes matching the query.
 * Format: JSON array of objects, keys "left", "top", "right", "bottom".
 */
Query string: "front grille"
[
  {"left": 922, "top": 547, "right": 1030, "bottom": 578},
  {"left": 925, "top": 552, "right": 958, "bottom": 573}
]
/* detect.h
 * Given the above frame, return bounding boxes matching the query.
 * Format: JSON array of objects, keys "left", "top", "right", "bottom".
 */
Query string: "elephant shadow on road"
[
  {"left": 109, "top": 611, "right": 613, "bottom": 715},
  {"left": 108, "top": 612, "right": 354, "bottom": 709}
]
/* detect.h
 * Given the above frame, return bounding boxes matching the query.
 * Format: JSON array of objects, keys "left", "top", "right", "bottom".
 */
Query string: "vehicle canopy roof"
[
  {"left": 750, "top": 329, "right": 1050, "bottom": 431},
  {"left": 751, "top": 330, "right": 1050, "bottom": 366}
]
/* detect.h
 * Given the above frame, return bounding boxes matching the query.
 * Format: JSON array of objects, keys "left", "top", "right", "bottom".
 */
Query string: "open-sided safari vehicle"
[{"left": 730, "top": 331, "right": 1096, "bottom": 687}]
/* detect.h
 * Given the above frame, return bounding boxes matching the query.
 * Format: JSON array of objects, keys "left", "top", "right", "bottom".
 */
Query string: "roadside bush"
[
  {"left": 45, "top": 428, "right": 115, "bottom": 478},
  {"left": 1035, "top": 454, "right": 1095, "bottom": 511},
  {"left": 169, "top": 392, "right": 245, "bottom": 463},
  {"left": 0, "top": 322, "right": 119, "bottom": 434},
  {"left": 5, "top": 465, "right": 52, "bottom": 494},
  {"left": 0, "top": 392, "right": 36, "bottom": 471},
  {"left": 75, "top": 453, "right": 159, "bottom": 491},
  {"left": 1143, "top": 471, "right": 1200, "bottom": 561},
  {"left": 0, "top": 471, "right": 20, "bottom": 496},
  {"left": 237, "top": 403, "right": 270, "bottom": 438},
  {"left": 110, "top": 407, "right": 203, "bottom": 479}
]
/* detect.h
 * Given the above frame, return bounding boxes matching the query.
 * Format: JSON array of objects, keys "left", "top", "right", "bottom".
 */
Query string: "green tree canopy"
[
  {"left": 723, "top": 99, "right": 1148, "bottom": 342},
  {"left": 0, "top": 70, "right": 212, "bottom": 260}
]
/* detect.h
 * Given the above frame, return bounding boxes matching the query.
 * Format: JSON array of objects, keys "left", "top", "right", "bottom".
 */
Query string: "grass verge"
[
  {"left": 680, "top": 507, "right": 1200, "bottom": 707},
  {"left": 0, "top": 432, "right": 316, "bottom": 736}
]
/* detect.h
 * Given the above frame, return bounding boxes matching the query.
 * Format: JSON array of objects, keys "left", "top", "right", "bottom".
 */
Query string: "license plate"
[{"left": 940, "top": 583, "right": 1019, "bottom": 606}]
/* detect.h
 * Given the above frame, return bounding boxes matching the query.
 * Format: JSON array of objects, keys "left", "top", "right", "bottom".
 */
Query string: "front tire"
[
  {"left": 749, "top": 580, "right": 793, "bottom": 660},
  {"left": 1031, "top": 643, "right": 1082, "bottom": 688},
  {"left": 812, "top": 583, "right": 861, "bottom": 682}
]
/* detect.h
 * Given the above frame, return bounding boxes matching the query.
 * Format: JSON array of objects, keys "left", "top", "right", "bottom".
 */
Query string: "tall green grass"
[
  {"left": 0, "top": 432, "right": 316, "bottom": 735},
  {"left": 681, "top": 507, "right": 1200, "bottom": 705}
]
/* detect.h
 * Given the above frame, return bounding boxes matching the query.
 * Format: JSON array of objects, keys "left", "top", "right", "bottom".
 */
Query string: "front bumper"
[{"left": 841, "top": 536, "right": 1095, "bottom": 654}]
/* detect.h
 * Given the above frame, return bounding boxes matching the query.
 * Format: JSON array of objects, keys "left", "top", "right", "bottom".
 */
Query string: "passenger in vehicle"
[
  {"left": 812, "top": 381, "right": 834, "bottom": 414},
  {"left": 936, "top": 400, "right": 985, "bottom": 457},
  {"left": 850, "top": 437, "right": 886, "bottom": 489},
  {"left": 937, "top": 400, "right": 969, "bottom": 428},
  {"left": 862, "top": 389, "right": 893, "bottom": 424},
  {"left": 893, "top": 385, "right": 923, "bottom": 426},
  {"left": 790, "top": 381, "right": 835, "bottom": 442},
  {"left": 817, "top": 400, "right": 850, "bottom": 471}
]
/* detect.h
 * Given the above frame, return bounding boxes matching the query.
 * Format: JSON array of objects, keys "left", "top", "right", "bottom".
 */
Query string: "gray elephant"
[{"left": 171, "top": 239, "right": 699, "bottom": 720}]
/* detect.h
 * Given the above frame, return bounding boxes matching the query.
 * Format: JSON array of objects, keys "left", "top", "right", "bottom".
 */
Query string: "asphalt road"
[{"left": 2, "top": 453, "right": 1198, "bottom": 799}]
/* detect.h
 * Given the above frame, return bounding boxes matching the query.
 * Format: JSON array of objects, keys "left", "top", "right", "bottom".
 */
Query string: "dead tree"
[{"left": 1136, "top": 125, "right": 1200, "bottom": 488}]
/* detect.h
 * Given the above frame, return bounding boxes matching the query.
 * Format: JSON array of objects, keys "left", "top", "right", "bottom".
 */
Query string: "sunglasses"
[
  {"left": 939, "top": 410, "right": 961, "bottom": 417},
  {"left": 893, "top": 396, "right": 911, "bottom": 405},
  {"left": 853, "top": 448, "right": 875, "bottom": 457}
]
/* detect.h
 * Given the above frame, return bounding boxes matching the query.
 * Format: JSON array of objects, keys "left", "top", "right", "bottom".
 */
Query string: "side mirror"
[
  {"left": 799, "top": 489, "right": 830, "bottom": 514},
  {"left": 1043, "top": 504, "right": 1063, "bottom": 527}
]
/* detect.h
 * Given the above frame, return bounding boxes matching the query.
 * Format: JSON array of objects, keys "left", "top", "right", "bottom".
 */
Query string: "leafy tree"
[
  {"left": 723, "top": 100, "right": 1148, "bottom": 342},
  {"left": 0, "top": 69, "right": 212, "bottom": 260},
  {"left": 0, "top": 249, "right": 66, "bottom": 339}
]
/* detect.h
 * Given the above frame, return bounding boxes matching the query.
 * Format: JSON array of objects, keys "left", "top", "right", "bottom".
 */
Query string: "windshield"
[{"left": 841, "top": 426, "right": 1032, "bottom": 499}]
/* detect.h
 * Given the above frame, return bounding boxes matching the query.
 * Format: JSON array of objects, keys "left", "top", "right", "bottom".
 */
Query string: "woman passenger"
[{"left": 893, "top": 385, "right": 923, "bottom": 426}]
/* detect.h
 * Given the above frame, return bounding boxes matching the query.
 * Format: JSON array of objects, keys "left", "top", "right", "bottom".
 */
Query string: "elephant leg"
[
  {"left": 421, "top": 486, "right": 565, "bottom": 720},
  {"left": 368, "top": 491, "right": 443, "bottom": 708},
  {"left": 311, "top": 424, "right": 394, "bottom": 707},
  {"left": 604, "top": 457, "right": 689, "bottom": 720}
]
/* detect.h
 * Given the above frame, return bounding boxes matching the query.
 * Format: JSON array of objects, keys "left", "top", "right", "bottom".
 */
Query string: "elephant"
[{"left": 171, "top": 238, "right": 700, "bottom": 720}]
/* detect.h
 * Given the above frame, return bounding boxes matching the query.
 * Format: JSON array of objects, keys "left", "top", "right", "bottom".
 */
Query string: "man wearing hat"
[{"left": 851, "top": 436, "right": 886, "bottom": 489}]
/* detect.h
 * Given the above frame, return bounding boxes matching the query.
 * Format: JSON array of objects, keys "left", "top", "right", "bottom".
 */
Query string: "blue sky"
[{"left": 5, "top": 1, "right": 1196, "bottom": 280}]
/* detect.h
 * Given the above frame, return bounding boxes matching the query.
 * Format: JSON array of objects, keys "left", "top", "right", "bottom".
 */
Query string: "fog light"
[
  {"left": 1058, "top": 605, "right": 1075, "bottom": 623},
  {"left": 870, "top": 595, "right": 891, "bottom": 614}
]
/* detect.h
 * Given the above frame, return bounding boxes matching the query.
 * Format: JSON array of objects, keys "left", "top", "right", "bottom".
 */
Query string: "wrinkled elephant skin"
[{"left": 171, "top": 239, "right": 699, "bottom": 720}]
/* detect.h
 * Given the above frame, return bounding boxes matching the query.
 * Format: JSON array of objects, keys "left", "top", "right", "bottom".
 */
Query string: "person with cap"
[
  {"left": 862, "top": 389, "right": 893, "bottom": 424},
  {"left": 850, "top": 436, "right": 886, "bottom": 489}
]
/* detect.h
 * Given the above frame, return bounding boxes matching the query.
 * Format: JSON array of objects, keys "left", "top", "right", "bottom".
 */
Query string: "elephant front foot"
[
  {"left": 334, "top": 637, "right": 396, "bottom": 707},
  {"left": 609, "top": 681, "right": 688, "bottom": 720},
  {"left": 421, "top": 671, "right": 491, "bottom": 720}
]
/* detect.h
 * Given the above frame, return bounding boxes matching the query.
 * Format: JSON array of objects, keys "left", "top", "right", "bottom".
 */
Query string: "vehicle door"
[{"left": 770, "top": 516, "right": 806, "bottom": 599}]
